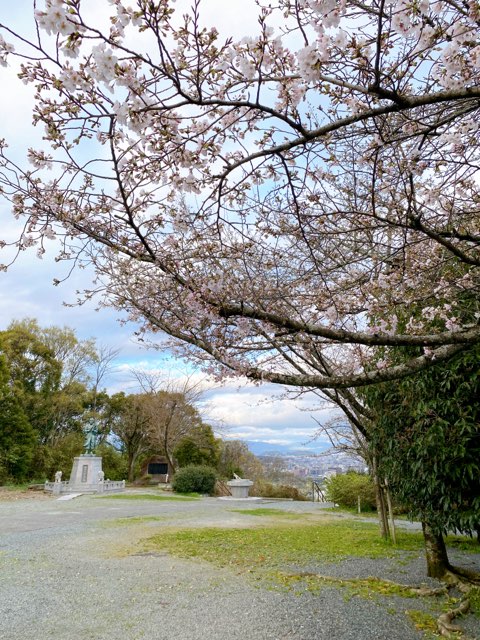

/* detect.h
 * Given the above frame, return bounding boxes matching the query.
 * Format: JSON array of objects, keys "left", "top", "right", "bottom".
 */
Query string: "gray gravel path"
[{"left": 1, "top": 492, "right": 479, "bottom": 640}]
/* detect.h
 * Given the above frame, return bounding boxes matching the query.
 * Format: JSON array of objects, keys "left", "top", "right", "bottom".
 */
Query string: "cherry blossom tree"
[{"left": 0, "top": 0, "right": 479, "bottom": 390}]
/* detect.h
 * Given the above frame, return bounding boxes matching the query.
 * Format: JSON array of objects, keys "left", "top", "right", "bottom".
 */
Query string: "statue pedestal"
[
  {"left": 45, "top": 454, "right": 125, "bottom": 495},
  {"left": 226, "top": 478, "right": 254, "bottom": 499},
  {"left": 68, "top": 455, "right": 103, "bottom": 492}
]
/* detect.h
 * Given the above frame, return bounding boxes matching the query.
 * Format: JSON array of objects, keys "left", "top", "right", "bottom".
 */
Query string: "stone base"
[
  {"left": 45, "top": 454, "right": 125, "bottom": 495},
  {"left": 45, "top": 479, "right": 125, "bottom": 495},
  {"left": 218, "top": 496, "right": 262, "bottom": 501},
  {"left": 69, "top": 455, "right": 103, "bottom": 491},
  {"left": 226, "top": 479, "right": 254, "bottom": 498}
]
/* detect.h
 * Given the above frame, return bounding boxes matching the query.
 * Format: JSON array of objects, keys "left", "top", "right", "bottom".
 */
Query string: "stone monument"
[
  {"left": 68, "top": 419, "right": 103, "bottom": 491},
  {"left": 44, "top": 419, "right": 125, "bottom": 495},
  {"left": 226, "top": 473, "right": 254, "bottom": 499}
]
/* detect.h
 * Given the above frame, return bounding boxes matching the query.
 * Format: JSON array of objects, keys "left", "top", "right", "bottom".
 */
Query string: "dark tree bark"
[
  {"left": 375, "top": 482, "right": 389, "bottom": 539},
  {"left": 373, "top": 472, "right": 390, "bottom": 540},
  {"left": 422, "top": 522, "right": 452, "bottom": 579},
  {"left": 127, "top": 450, "right": 137, "bottom": 483}
]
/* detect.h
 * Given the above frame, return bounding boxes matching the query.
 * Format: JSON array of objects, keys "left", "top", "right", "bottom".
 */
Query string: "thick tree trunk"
[
  {"left": 374, "top": 476, "right": 390, "bottom": 539},
  {"left": 371, "top": 456, "right": 390, "bottom": 539},
  {"left": 163, "top": 428, "right": 176, "bottom": 474},
  {"left": 422, "top": 521, "right": 452, "bottom": 579},
  {"left": 127, "top": 450, "right": 136, "bottom": 483},
  {"left": 384, "top": 479, "right": 397, "bottom": 545}
]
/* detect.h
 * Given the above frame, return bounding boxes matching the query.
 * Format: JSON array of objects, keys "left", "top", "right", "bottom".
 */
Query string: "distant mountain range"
[{"left": 245, "top": 440, "right": 326, "bottom": 456}]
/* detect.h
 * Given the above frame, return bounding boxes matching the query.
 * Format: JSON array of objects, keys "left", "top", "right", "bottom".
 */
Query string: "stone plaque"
[{"left": 81, "top": 465, "right": 88, "bottom": 483}]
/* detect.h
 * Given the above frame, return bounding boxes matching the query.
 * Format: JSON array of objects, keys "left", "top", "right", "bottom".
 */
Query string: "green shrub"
[
  {"left": 172, "top": 465, "right": 217, "bottom": 495},
  {"left": 96, "top": 443, "right": 128, "bottom": 481},
  {"left": 325, "top": 471, "right": 376, "bottom": 511},
  {"left": 30, "top": 432, "right": 83, "bottom": 481},
  {"left": 134, "top": 474, "right": 153, "bottom": 486},
  {"left": 251, "top": 480, "right": 307, "bottom": 501}
]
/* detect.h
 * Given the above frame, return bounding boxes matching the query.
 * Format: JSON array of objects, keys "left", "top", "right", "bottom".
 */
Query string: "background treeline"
[{"left": 0, "top": 318, "right": 264, "bottom": 485}]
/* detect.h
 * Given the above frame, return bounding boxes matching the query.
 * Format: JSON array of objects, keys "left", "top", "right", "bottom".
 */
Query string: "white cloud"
[{"left": 0, "top": 0, "right": 342, "bottom": 454}]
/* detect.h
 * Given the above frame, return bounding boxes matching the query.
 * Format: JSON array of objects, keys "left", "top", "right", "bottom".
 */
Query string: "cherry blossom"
[{"left": 0, "top": 0, "right": 478, "bottom": 390}]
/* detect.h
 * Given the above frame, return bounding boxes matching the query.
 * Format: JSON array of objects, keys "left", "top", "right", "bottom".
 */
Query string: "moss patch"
[
  {"left": 469, "top": 587, "right": 480, "bottom": 617},
  {"left": 406, "top": 610, "right": 440, "bottom": 637},
  {"left": 273, "top": 571, "right": 425, "bottom": 598}
]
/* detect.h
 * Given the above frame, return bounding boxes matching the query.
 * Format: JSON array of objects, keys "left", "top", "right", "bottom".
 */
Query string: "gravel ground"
[{"left": 1, "top": 492, "right": 479, "bottom": 640}]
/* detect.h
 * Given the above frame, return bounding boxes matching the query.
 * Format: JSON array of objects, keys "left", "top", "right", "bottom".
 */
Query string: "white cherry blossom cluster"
[
  {"left": 0, "top": 34, "right": 14, "bottom": 67},
  {"left": 27, "top": 149, "right": 53, "bottom": 170},
  {"left": 0, "top": 0, "right": 478, "bottom": 390},
  {"left": 35, "top": 0, "right": 83, "bottom": 36}
]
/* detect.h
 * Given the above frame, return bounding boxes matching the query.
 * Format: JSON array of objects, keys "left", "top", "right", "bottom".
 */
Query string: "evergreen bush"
[{"left": 172, "top": 465, "right": 217, "bottom": 495}]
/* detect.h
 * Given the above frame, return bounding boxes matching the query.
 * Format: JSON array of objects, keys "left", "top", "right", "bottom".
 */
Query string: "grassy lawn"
[
  {"left": 145, "top": 517, "right": 426, "bottom": 570},
  {"left": 230, "top": 508, "right": 300, "bottom": 518},
  {"left": 141, "top": 513, "right": 480, "bottom": 638},
  {"left": 98, "top": 502, "right": 480, "bottom": 640},
  {"left": 96, "top": 493, "right": 199, "bottom": 501}
]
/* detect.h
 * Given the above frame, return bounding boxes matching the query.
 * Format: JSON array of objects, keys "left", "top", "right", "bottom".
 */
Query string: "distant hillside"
[{"left": 245, "top": 441, "right": 325, "bottom": 456}]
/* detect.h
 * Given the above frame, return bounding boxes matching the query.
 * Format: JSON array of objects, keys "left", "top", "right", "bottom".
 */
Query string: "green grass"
[
  {"left": 142, "top": 519, "right": 429, "bottom": 605},
  {"left": 114, "top": 516, "right": 165, "bottom": 525},
  {"left": 140, "top": 515, "right": 480, "bottom": 636},
  {"left": 405, "top": 610, "right": 440, "bottom": 638},
  {"left": 175, "top": 492, "right": 202, "bottom": 497},
  {"left": 145, "top": 519, "right": 425, "bottom": 571},
  {"left": 469, "top": 587, "right": 480, "bottom": 616},
  {"left": 444, "top": 535, "right": 480, "bottom": 553},
  {"left": 230, "top": 508, "right": 300, "bottom": 518},
  {"left": 324, "top": 506, "right": 378, "bottom": 516},
  {"left": 102, "top": 515, "right": 165, "bottom": 527},
  {"left": 0, "top": 482, "right": 42, "bottom": 490},
  {"left": 96, "top": 493, "right": 199, "bottom": 501}
]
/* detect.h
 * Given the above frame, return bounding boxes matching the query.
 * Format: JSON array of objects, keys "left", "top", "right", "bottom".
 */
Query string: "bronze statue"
[{"left": 83, "top": 419, "right": 98, "bottom": 454}]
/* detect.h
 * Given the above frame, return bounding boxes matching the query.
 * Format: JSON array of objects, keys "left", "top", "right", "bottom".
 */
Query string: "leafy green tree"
[
  {"left": 0, "top": 320, "right": 62, "bottom": 395},
  {"left": 31, "top": 432, "right": 84, "bottom": 482},
  {"left": 365, "top": 345, "right": 480, "bottom": 578},
  {"left": 147, "top": 391, "right": 205, "bottom": 472},
  {"left": 0, "top": 356, "right": 36, "bottom": 482},
  {"left": 110, "top": 390, "right": 209, "bottom": 480},
  {"left": 108, "top": 392, "right": 156, "bottom": 482},
  {"left": 40, "top": 324, "right": 98, "bottom": 388},
  {"left": 96, "top": 442, "right": 128, "bottom": 481},
  {"left": 325, "top": 472, "right": 376, "bottom": 511},
  {"left": 0, "top": 320, "right": 90, "bottom": 444},
  {"left": 174, "top": 424, "right": 219, "bottom": 469},
  {"left": 0, "top": 319, "right": 124, "bottom": 480}
]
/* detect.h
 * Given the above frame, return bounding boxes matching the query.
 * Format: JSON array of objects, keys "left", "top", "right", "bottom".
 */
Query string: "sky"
[{"left": 0, "top": 1, "right": 339, "bottom": 454}]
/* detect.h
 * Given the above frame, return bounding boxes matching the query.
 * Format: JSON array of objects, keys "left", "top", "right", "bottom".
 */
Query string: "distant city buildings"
[{"left": 259, "top": 451, "right": 365, "bottom": 480}]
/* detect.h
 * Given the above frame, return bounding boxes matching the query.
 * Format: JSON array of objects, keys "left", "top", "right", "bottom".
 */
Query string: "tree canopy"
[
  {"left": 174, "top": 423, "right": 219, "bottom": 469},
  {"left": 0, "top": 0, "right": 478, "bottom": 391},
  {"left": 0, "top": 354, "right": 36, "bottom": 482},
  {"left": 366, "top": 344, "right": 480, "bottom": 537},
  {"left": 0, "top": 318, "right": 121, "bottom": 481}
]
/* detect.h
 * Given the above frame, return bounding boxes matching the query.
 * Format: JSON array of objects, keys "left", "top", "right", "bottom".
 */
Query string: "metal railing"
[{"left": 215, "top": 480, "right": 232, "bottom": 497}]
